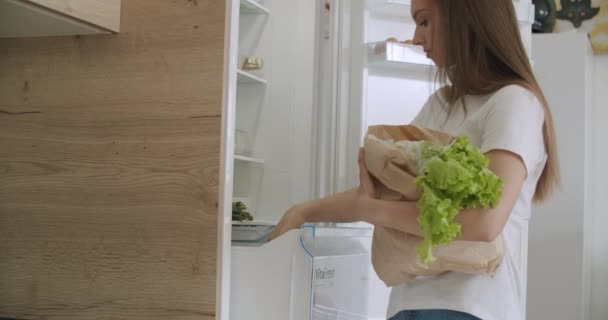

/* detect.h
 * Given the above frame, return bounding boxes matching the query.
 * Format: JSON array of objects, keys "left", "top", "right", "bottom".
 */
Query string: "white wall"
[
  {"left": 527, "top": 35, "right": 607, "bottom": 320},
  {"left": 528, "top": 33, "right": 593, "bottom": 320},
  {"left": 591, "top": 55, "right": 608, "bottom": 320}
]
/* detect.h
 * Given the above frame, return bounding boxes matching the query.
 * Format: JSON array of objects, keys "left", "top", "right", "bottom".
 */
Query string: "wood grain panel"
[
  {"left": 26, "top": 0, "right": 122, "bottom": 31},
  {"left": 0, "top": 0, "right": 224, "bottom": 319}
]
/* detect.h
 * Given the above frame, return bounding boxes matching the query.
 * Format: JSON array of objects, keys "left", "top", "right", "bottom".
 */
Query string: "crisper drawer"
[
  {"left": 305, "top": 227, "right": 390, "bottom": 320},
  {"left": 230, "top": 226, "right": 390, "bottom": 320},
  {"left": 312, "top": 254, "right": 381, "bottom": 319}
]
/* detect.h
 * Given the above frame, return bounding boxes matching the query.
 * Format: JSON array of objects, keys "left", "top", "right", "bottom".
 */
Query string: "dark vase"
[
  {"left": 555, "top": 0, "right": 600, "bottom": 29},
  {"left": 532, "top": 0, "right": 557, "bottom": 33}
]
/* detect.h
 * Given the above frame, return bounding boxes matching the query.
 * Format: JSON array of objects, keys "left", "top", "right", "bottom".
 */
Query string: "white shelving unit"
[
  {"left": 239, "top": 0, "right": 270, "bottom": 15},
  {"left": 229, "top": 0, "right": 317, "bottom": 229},
  {"left": 231, "top": 0, "right": 270, "bottom": 232}
]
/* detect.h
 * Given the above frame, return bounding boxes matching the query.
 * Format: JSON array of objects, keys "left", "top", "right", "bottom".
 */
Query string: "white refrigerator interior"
[
  {"left": 331, "top": 0, "right": 535, "bottom": 190},
  {"left": 362, "top": 0, "right": 535, "bottom": 128},
  {"left": 222, "top": 0, "right": 535, "bottom": 319}
]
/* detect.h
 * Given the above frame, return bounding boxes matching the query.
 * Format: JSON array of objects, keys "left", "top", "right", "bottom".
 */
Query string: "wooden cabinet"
[
  {"left": 0, "top": 0, "right": 221, "bottom": 319},
  {"left": 0, "top": 0, "right": 121, "bottom": 38}
]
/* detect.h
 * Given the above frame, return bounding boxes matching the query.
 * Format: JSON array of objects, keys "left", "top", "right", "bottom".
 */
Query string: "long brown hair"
[{"left": 435, "top": 0, "right": 560, "bottom": 202}]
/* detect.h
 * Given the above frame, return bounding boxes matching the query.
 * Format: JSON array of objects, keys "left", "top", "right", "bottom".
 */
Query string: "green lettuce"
[{"left": 410, "top": 136, "right": 504, "bottom": 264}]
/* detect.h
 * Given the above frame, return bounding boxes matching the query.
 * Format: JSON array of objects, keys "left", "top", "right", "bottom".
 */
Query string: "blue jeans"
[{"left": 389, "top": 309, "right": 481, "bottom": 320}]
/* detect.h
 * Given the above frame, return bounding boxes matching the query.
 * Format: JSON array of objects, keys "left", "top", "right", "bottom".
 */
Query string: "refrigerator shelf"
[
  {"left": 237, "top": 69, "right": 268, "bottom": 85},
  {"left": 240, "top": 0, "right": 269, "bottom": 15},
  {"left": 367, "top": 0, "right": 411, "bottom": 18},
  {"left": 232, "top": 222, "right": 275, "bottom": 242},
  {"left": 366, "top": 41, "right": 434, "bottom": 72},
  {"left": 235, "top": 154, "right": 265, "bottom": 165}
]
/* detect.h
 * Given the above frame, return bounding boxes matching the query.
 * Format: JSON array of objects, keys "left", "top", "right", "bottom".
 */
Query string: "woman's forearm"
[
  {"left": 358, "top": 195, "right": 498, "bottom": 241},
  {"left": 300, "top": 188, "right": 364, "bottom": 224},
  {"left": 358, "top": 196, "right": 423, "bottom": 236},
  {"left": 279, "top": 149, "right": 520, "bottom": 243},
  {"left": 298, "top": 189, "right": 501, "bottom": 242},
  {"left": 295, "top": 187, "right": 423, "bottom": 235}
]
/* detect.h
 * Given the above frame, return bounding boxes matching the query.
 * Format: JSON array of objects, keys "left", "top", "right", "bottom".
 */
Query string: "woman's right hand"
[
  {"left": 267, "top": 203, "right": 309, "bottom": 241},
  {"left": 268, "top": 149, "right": 373, "bottom": 242}
]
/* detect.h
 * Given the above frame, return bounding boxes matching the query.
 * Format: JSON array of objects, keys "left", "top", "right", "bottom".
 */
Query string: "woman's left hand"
[{"left": 357, "top": 148, "right": 377, "bottom": 199}]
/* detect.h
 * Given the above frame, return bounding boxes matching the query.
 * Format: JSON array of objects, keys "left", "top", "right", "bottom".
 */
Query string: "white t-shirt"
[{"left": 387, "top": 85, "right": 547, "bottom": 320}]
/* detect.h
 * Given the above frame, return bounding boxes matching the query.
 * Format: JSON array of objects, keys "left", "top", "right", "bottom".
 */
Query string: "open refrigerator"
[{"left": 219, "top": 1, "right": 535, "bottom": 319}]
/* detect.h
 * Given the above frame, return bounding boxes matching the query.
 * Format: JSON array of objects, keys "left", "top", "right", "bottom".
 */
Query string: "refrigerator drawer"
[{"left": 230, "top": 226, "right": 390, "bottom": 320}]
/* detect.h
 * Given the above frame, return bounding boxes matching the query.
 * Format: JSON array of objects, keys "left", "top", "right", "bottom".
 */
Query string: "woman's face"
[{"left": 411, "top": 0, "right": 446, "bottom": 67}]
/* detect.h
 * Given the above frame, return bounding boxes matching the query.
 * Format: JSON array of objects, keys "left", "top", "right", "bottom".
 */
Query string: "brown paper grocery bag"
[{"left": 363, "top": 125, "right": 505, "bottom": 287}]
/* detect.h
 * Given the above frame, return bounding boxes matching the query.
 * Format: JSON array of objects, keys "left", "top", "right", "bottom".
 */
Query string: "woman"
[{"left": 269, "top": 0, "right": 560, "bottom": 319}]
